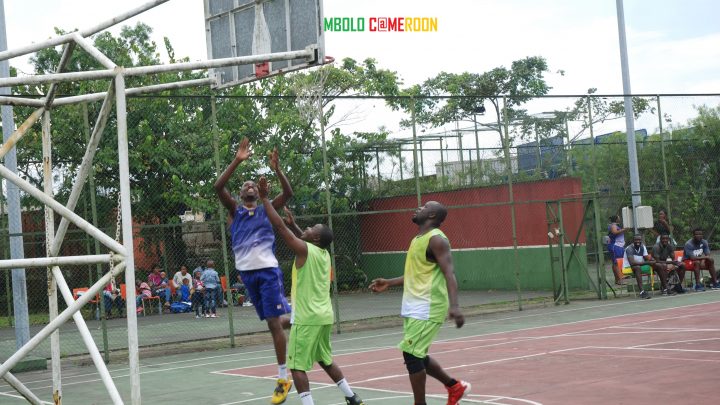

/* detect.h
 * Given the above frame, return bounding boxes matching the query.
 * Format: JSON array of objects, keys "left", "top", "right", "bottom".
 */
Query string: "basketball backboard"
[{"left": 204, "top": 0, "right": 326, "bottom": 88}]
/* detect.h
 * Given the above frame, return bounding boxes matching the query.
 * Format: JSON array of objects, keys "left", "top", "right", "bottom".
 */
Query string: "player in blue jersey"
[{"left": 214, "top": 137, "right": 294, "bottom": 404}]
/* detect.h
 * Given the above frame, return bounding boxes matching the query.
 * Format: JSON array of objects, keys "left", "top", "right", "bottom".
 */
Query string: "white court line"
[
  {"left": 630, "top": 337, "right": 720, "bottom": 348},
  {"left": 612, "top": 326, "right": 720, "bottom": 332}
]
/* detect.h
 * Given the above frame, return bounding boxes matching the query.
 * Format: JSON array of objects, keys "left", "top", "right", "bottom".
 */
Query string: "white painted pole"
[
  {"left": 0, "top": 96, "right": 44, "bottom": 107},
  {"left": 0, "top": 49, "right": 314, "bottom": 87},
  {"left": 52, "top": 78, "right": 215, "bottom": 106},
  {"left": 71, "top": 33, "right": 116, "bottom": 69},
  {"left": 0, "top": 255, "right": 114, "bottom": 269},
  {"left": 0, "top": 165, "right": 127, "bottom": 255},
  {"left": 115, "top": 73, "right": 141, "bottom": 404},
  {"left": 0, "top": 262, "right": 125, "bottom": 379},
  {"left": 615, "top": 0, "right": 642, "bottom": 231},
  {"left": 42, "top": 110, "right": 62, "bottom": 403},
  {"left": 0, "top": 0, "right": 171, "bottom": 62}
]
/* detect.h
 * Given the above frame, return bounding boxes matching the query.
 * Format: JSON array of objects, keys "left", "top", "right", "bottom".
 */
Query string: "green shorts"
[
  {"left": 398, "top": 317, "right": 442, "bottom": 358},
  {"left": 287, "top": 324, "right": 333, "bottom": 371},
  {"left": 623, "top": 264, "right": 652, "bottom": 275}
]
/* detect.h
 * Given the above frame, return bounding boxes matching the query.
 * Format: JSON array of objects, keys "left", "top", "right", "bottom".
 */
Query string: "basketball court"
[{"left": 0, "top": 291, "right": 717, "bottom": 404}]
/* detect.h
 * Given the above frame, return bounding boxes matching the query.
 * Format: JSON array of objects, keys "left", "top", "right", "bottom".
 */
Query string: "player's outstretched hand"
[
  {"left": 449, "top": 307, "right": 464, "bottom": 328},
  {"left": 283, "top": 207, "right": 296, "bottom": 227},
  {"left": 257, "top": 176, "right": 269, "bottom": 199},
  {"left": 369, "top": 278, "right": 389, "bottom": 293},
  {"left": 269, "top": 147, "right": 279, "bottom": 172},
  {"left": 236, "top": 137, "right": 252, "bottom": 162}
]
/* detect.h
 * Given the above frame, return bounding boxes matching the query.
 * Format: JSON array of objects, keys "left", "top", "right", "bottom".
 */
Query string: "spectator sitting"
[
  {"left": 683, "top": 228, "right": 720, "bottom": 291},
  {"left": 148, "top": 265, "right": 171, "bottom": 308},
  {"left": 178, "top": 277, "right": 192, "bottom": 302},
  {"left": 623, "top": 234, "right": 666, "bottom": 299},
  {"left": 201, "top": 261, "right": 220, "bottom": 318},
  {"left": 652, "top": 234, "right": 683, "bottom": 294},
  {"left": 103, "top": 278, "right": 124, "bottom": 318},
  {"left": 135, "top": 279, "right": 152, "bottom": 314},
  {"left": 191, "top": 269, "right": 205, "bottom": 318},
  {"left": 172, "top": 265, "right": 193, "bottom": 301},
  {"left": 651, "top": 209, "right": 676, "bottom": 244}
]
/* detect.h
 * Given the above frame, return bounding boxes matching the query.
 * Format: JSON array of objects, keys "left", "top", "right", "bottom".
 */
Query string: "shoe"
[
  {"left": 210, "top": 313, "right": 217, "bottom": 318},
  {"left": 204, "top": 313, "right": 210, "bottom": 318},
  {"left": 674, "top": 284, "right": 686, "bottom": 294},
  {"left": 195, "top": 314, "right": 200, "bottom": 319},
  {"left": 270, "top": 378, "right": 293, "bottom": 404},
  {"left": 345, "top": 393, "right": 364, "bottom": 405},
  {"left": 446, "top": 380, "right": 471, "bottom": 405},
  {"left": 639, "top": 290, "right": 651, "bottom": 299},
  {"left": 711, "top": 282, "right": 720, "bottom": 289},
  {"left": 694, "top": 284, "right": 705, "bottom": 292}
]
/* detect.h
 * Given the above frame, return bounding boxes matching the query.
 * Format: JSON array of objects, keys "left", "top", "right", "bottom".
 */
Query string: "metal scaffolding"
[{"left": 0, "top": 0, "right": 318, "bottom": 403}]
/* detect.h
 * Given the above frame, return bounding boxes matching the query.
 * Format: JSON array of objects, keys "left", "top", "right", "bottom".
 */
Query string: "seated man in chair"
[
  {"left": 652, "top": 234, "right": 683, "bottom": 294},
  {"left": 683, "top": 228, "right": 720, "bottom": 291},
  {"left": 623, "top": 234, "right": 666, "bottom": 299}
]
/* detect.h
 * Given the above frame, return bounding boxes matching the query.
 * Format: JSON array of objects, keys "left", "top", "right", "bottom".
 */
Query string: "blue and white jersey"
[{"left": 230, "top": 204, "right": 279, "bottom": 271}]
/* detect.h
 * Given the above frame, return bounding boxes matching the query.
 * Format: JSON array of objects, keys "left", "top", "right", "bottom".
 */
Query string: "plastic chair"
[
  {"left": 142, "top": 296, "right": 162, "bottom": 316},
  {"left": 618, "top": 258, "right": 655, "bottom": 294},
  {"left": 73, "top": 287, "right": 100, "bottom": 320}
]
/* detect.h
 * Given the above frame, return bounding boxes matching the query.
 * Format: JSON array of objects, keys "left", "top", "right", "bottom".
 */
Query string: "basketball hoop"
[{"left": 294, "top": 56, "right": 335, "bottom": 124}]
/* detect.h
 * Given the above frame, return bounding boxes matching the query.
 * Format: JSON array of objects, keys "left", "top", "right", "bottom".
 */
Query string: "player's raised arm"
[
  {"left": 283, "top": 207, "right": 303, "bottom": 238},
  {"left": 214, "top": 137, "right": 252, "bottom": 215},
  {"left": 429, "top": 234, "right": 464, "bottom": 328},
  {"left": 268, "top": 148, "right": 294, "bottom": 210},
  {"left": 258, "top": 176, "right": 307, "bottom": 260}
]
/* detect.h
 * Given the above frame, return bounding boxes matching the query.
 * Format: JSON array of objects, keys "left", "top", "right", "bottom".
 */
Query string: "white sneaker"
[
  {"left": 204, "top": 314, "right": 210, "bottom": 318},
  {"left": 210, "top": 313, "right": 217, "bottom": 318}
]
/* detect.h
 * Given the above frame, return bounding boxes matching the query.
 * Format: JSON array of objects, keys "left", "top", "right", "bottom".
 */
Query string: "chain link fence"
[{"left": 1, "top": 93, "right": 719, "bottom": 360}]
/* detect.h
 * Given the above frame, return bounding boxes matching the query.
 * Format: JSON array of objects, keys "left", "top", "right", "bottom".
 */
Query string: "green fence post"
[
  {"left": 657, "top": 95, "right": 671, "bottom": 221},
  {"left": 557, "top": 202, "right": 569, "bottom": 304},
  {"left": 211, "top": 96, "right": 235, "bottom": 347},
  {"left": 398, "top": 145, "right": 403, "bottom": 182},
  {"left": 83, "top": 102, "right": 109, "bottom": 361},
  {"left": 411, "top": 99, "right": 421, "bottom": 207},
  {"left": 587, "top": 96, "right": 607, "bottom": 299},
  {"left": 502, "top": 96, "right": 523, "bottom": 311},
  {"left": 0, "top": 180, "right": 11, "bottom": 327}
]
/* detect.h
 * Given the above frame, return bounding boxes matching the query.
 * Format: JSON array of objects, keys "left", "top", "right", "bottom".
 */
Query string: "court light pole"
[{"left": 615, "top": 0, "right": 642, "bottom": 232}]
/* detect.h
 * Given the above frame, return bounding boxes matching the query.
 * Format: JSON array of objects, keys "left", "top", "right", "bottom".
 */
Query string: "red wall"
[{"left": 360, "top": 177, "right": 585, "bottom": 252}]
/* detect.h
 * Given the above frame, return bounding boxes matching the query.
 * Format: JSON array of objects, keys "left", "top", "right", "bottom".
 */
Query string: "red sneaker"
[{"left": 446, "top": 380, "right": 471, "bottom": 405}]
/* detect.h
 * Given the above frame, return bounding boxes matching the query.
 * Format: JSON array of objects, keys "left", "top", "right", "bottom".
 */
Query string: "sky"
[{"left": 2, "top": 0, "right": 720, "bottom": 150}]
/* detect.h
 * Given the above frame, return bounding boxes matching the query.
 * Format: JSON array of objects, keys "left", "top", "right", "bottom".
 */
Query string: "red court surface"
[{"left": 215, "top": 301, "right": 720, "bottom": 404}]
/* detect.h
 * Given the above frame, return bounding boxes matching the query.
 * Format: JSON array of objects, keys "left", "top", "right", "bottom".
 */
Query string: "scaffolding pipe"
[
  {"left": 0, "top": 49, "right": 314, "bottom": 87},
  {"left": 0, "top": 165, "right": 126, "bottom": 254},
  {"left": 51, "top": 266, "right": 124, "bottom": 405},
  {"left": 72, "top": 33, "right": 116, "bottom": 69},
  {"left": 0, "top": 0, "right": 171, "bottom": 62},
  {"left": 54, "top": 77, "right": 215, "bottom": 106},
  {"left": 0, "top": 255, "right": 114, "bottom": 269},
  {"left": 42, "top": 110, "right": 62, "bottom": 403},
  {"left": 0, "top": 262, "right": 125, "bottom": 379},
  {"left": 115, "top": 73, "right": 141, "bottom": 404}
]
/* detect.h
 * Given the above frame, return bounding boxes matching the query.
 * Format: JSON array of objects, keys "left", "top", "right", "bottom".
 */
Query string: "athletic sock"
[
  {"left": 299, "top": 391, "right": 314, "bottom": 405},
  {"left": 336, "top": 378, "right": 354, "bottom": 397},
  {"left": 445, "top": 378, "right": 458, "bottom": 387},
  {"left": 278, "top": 364, "right": 288, "bottom": 380}
]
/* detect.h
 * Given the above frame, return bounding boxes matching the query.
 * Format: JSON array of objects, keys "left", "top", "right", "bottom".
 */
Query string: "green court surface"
[{"left": 1, "top": 290, "right": 719, "bottom": 404}]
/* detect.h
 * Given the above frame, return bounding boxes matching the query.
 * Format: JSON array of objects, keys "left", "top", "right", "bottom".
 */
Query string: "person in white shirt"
[{"left": 172, "top": 265, "right": 193, "bottom": 301}]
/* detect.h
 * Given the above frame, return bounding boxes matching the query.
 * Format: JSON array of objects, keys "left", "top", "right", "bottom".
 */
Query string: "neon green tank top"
[
  {"left": 290, "top": 242, "right": 334, "bottom": 325},
  {"left": 401, "top": 228, "right": 449, "bottom": 323}
]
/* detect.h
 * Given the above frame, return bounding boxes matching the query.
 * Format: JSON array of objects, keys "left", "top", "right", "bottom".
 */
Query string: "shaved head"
[{"left": 412, "top": 201, "right": 448, "bottom": 227}]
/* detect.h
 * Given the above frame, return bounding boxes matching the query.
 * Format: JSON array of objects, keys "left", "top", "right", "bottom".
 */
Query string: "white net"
[{"left": 293, "top": 65, "right": 332, "bottom": 124}]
